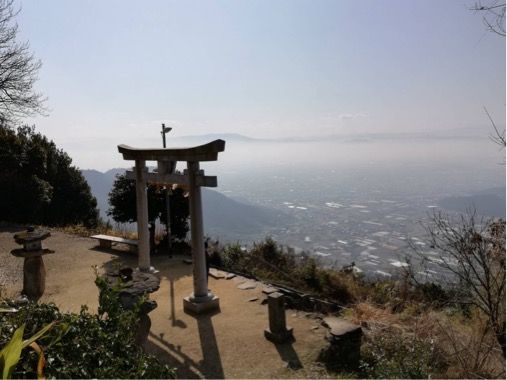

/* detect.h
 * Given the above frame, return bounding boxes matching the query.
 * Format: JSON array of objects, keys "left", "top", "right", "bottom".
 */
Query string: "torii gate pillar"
[
  {"left": 183, "top": 161, "right": 219, "bottom": 313},
  {"left": 135, "top": 160, "right": 152, "bottom": 272}
]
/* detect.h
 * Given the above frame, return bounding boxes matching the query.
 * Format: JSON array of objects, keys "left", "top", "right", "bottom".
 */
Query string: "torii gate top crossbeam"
[{"left": 118, "top": 139, "right": 225, "bottom": 162}]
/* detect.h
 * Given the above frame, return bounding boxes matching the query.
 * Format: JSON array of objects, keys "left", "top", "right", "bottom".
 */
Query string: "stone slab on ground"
[
  {"left": 209, "top": 268, "right": 225, "bottom": 279},
  {"left": 247, "top": 297, "right": 259, "bottom": 302},
  {"left": 322, "top": 317, "right": 361, "bottom": 336},
  {"left": 224, "top": 273, "right": 236, "bottom": 280},
  {"left": 237, "top": 281, "right": 257, "bottom": 290},
  {"left": 262, "top": 286, "right": 279, "bottom": 294}
]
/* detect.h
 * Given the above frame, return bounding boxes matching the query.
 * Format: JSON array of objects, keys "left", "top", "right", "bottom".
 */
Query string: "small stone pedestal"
[
  {"left": 264, "top": 292, "right": 293, "bottom": 343},
  {"left": 318, "top": 317, "right": 362, "bottom": 371},
  {"left": 103, "top": 268, "right": 160, "bottom": 345},
  {"left": 183, "top": 293, "right": 220, "bottom": 314},
  {"left": 11, "top": 227, "right": 54, "bottom": 302}
]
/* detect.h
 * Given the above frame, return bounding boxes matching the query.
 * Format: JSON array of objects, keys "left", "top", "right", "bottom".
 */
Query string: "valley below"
[{"left": 82, "top": 136, "right": 506, "bottom": 279}]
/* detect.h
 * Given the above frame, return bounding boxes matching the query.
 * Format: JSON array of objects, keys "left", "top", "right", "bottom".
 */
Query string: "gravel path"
[
  {"left": 0, "top": 225, "right": 26, "bottom": 296},
  {"left": 0, "top": 227, "right": 332, "bottom": 378}
]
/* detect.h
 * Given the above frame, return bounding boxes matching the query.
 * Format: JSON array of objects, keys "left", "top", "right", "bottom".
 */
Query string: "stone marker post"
[{"left": 264, "top": 292, "right": 294, "bottom": 343}]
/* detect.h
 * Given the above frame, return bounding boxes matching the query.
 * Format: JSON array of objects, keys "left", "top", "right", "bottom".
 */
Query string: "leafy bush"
[
  {"left": 359, "top": 327, "right": 446, "bottom": 379},
  {"left": 218, "top": 243, "right": 244, "bottom": 272},
  {"left": 0, "top": 277, "right": 175, "bottom": 379},
  {"left": 0, "top": 321, "right": 55, "bottom": 379},
  {"left": 108, "top": 174, "right": 189, "bottom": 241},
  {"left": 314, "top": 269, "right": 355, "bottom": 305},
  {"left": 217, "top": 238, "right": 355, "bottom": 305},
  {"left": 0, "top": 125, "right": 99, "bottom": 227}
]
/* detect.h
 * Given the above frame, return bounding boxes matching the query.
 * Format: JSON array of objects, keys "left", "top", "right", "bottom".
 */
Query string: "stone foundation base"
[
  {"left": 264, "top": 327, "right": 294, "bottom": 343},
  {"left": 183, "top": 294, "right": 220, "bottom": 314},
  {"left": 23, "top": 256, "right": 45, "bottom": 302}
]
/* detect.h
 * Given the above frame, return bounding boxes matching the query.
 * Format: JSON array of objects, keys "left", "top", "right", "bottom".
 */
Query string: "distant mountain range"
[
  {"left": 438, "top": 187, "right": 506, "bottom": 218},
  {"left": 81, "top": 168, "right": 124, "bottom": 216},
  {"left": 168, "top": 133, "right": 266, "bottom": 144},
  {"left": 81, "top": 168, "right": 289, "bottom": 242},
  {"left": 167, "top": 128, "right": 488, "bottom": 145}
]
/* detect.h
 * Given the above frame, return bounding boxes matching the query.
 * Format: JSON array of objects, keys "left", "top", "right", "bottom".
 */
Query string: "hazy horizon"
[
  {"left": 82, "top": 135, "right": 505, "bottom": 275},
  {"left": 14, "top": 0, "right": 506, "bottom": 170}
]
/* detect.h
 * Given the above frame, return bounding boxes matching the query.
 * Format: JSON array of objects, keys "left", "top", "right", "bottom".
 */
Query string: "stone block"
[
  {"left": 183, "top": 295, "right": 220, "bottom": 314},
  {"left": 23, "top": 256, "right": 45, "bottom": 302},
  {"left": 264, "top": 326, "right": 294, "bottom": 344},
  {"left": 322, "top": 317, "right": 360, "bottom": 335},
  {"left": 135, "top": 313, "right": 152, "bottom": 346},
  {"left": 262, "top": 286, "right": 279, "bottom": 294},
  {"left": 264, "top": 292, "right": 293, "bottom": 343},
  {"left": 319, "top": 317, "right": 362, "bottom": 371},
  {"left": 237, "top": 281, "right": 257, "bottom": 290},
  {"left": 209, "top": 268, "right": 225, "bottom": 279}
]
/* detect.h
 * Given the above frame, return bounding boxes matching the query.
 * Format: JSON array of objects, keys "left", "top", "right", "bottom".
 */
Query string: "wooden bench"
[{"left": 90, "top": 234, "right": 138, "bottom": 253}]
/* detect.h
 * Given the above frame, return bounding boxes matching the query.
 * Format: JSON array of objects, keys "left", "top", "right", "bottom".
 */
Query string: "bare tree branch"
[
  {"left": 413, "top": 211, "right": 506, "bottom": 356},
  {"left": 0, "top": 0, "right": 46, "bottom": 125},
  {"left": 484, "top": 106, "right": 506, "bottom": 148},
  {"left": 471, "top": 1, "right": 507, "bottom": 37}
]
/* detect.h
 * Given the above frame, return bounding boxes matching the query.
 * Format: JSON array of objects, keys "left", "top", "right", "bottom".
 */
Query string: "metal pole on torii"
[
  {"left": 161, "top": 123, "right": 171, "bottom": 149},
  {"left": 161, "top": 123, "right": 173, "bottom": 255}
]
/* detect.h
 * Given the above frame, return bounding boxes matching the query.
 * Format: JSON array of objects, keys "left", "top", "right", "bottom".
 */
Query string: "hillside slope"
[{"left": 81, "top": 169, "right": 288, "bottom": 242}]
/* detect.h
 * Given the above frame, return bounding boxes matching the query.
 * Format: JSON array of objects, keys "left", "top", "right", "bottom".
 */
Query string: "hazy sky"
[{"left": 16, "top": 0, "right": 506, "bottom": 169}]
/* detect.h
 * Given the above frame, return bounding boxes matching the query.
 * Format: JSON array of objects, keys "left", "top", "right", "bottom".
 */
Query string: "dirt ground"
[{"left": 0, "top": 227, "right": 333, "bottom": 379}]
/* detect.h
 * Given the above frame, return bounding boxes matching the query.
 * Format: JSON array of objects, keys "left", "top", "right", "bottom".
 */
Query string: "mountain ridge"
[
  {"left": 165, "top": 128, "right": 488, "bottom": 145},
  {"left": 81, "top": 168, "right": 288, "bottom": 242}
]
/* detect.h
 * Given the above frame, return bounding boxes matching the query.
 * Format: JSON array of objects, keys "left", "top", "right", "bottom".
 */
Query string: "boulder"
[{"left": 319, "top": 317, "right": 362, "bottom": 371}]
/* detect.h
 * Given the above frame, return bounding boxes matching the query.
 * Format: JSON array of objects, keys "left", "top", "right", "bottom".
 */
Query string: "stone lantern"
[{"left": 11, "top": 226, "right": 54, "bottom": 301}]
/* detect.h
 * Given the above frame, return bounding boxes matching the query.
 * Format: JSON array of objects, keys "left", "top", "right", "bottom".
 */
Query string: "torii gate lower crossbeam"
[{"left": 119, "top": 139, "right": 225, "bottom": 314}]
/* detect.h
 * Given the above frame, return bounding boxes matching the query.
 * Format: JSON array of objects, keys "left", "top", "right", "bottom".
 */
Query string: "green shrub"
[
  {"left": 217, "top": 238, "right": 357, "bottom": 305},
  {"left": 108, "top": 174, "right": 190, "bottom": 241},
  {"left": 294, "top": 256, "right": 320, "bottom": 289},
  {"left": 0, "top": 278, "right": 175, "bottom": 379},
  {"left": 366, "top": 280, "right": 397, "bottom": 306},
  {"left": 220, "top": 243, "right": 244, "bottom": 272},
  {"left": 0, "top": 125, "right": 99, "bottom": 227},
  {"left": 315, "top": 269, "right": 355, "bottom": 305},
  {"left": 359, "top": 328, "right": 445, "bottom": 379},
  {"left": 251, "top": 237, "right": 286, "bottom": 266}
]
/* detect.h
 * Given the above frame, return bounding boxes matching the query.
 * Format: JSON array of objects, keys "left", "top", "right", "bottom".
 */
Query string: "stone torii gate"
[{"left": 118, "top": 139, "right": 225, "bottom": 314}]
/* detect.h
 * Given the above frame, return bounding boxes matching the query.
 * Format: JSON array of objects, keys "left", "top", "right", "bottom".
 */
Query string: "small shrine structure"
[
  {"left": 11, "top": 226, "right": 54, "bottom": 301},
  {"left": 118, "top": 139, "right": 225, "bottom": 314}
]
